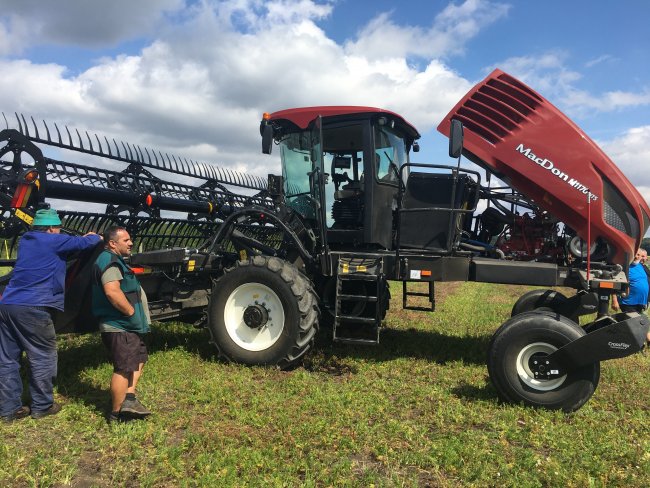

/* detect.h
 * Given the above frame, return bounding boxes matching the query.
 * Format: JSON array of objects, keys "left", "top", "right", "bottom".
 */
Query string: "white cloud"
[
  {"left": 490, "top": 53, "right": 650, "bottom": 114},
  {"left": 600, "top": 126, "right": 650, "bottom": 189},
  {"left": 1, "top": 0, "right": 644, "bottom": 207},
  {"left": 585, "top": 54, "right": 615, "bottom": 69},
  {"left": 0, "top": 0, "right": 186, "bottom": 54},
  {"left": 345, "top": 0, "right": 510, "bottom": 60},
  {"left": 1, "top": 0, "right": 503, "bottom": 180},
  {"left": 561, "top": 88, "right": 650, "bottom": 113}
]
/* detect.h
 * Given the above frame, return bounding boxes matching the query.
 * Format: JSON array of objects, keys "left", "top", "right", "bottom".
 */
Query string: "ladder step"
[
  {"left": 402, "top": 280, "right": 435, "bottom": 312},
  {"left": 337, "top": 315, "right": 377, "bottom": 324},
  {"left": 403, "top": 305, "right": 435, "bottom": 312},
  {"left": 338, "top": 274, "right": 379, "bottom": 281},
  {"left": 334, "top": 337, "right": 379, "bottom": 345},
  {"left": 338, "top": 294, "right": 377, "bottom": 302}
]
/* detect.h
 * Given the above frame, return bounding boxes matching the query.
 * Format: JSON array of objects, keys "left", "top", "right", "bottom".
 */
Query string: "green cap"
[{"left": 33, "top": 208, "right": 62, "bottom": 227}]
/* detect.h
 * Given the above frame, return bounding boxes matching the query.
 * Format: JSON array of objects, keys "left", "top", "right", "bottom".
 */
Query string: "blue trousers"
[{"left": 0, "top": 304, "right": 57, "bottom": 416}]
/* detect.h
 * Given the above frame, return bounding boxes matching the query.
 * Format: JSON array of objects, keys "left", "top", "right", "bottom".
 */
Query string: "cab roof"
[{"left": 268, "top": 106, "right": 420, "bottom": 140}]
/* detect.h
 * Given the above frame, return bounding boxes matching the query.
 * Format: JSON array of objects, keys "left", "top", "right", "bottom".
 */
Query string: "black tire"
[
  {"left": 487, "top": 311, "right": 600, "bottom": 412},
  {"left": 511, "top": 289, "right": 568, "bottom": 317},
  {"left": 207, "top": 256, "right": 319, "bottom": 369}
]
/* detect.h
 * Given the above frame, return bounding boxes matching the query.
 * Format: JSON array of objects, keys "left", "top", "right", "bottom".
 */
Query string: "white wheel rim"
[
  {"left": 224, "top": 282, "right": 285, "bottom": 351},
  {"left": 516, "top": 342, "right": 567, "bottom": 391}
]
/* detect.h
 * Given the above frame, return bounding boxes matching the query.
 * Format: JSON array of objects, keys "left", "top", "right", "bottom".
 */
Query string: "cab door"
[{"left": 364, "top": 122, "right": 406, "bottom": 250}]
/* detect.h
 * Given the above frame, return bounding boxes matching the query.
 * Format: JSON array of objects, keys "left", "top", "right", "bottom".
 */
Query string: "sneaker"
[
  {"left": 1, "top": 406, "right": 31, "bottom": 423},
  {"left": 119, "top": 397, "right": 151, "bottom": 418},
  {"left": 31, "top": 402, "right": 62, "bottom": 419}
]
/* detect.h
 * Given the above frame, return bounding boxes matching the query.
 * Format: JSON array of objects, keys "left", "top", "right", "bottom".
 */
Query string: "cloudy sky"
[{"left": 0, "top": 0, "right": 648, "bottom": 209}]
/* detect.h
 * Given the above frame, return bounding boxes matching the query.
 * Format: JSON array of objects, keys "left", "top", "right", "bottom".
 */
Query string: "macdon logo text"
[{"left": 516, "top": 144, "right": 598, "bottom": 201}]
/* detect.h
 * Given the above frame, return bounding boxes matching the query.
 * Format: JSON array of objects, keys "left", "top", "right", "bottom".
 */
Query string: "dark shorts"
[{"left": 101, "top": 332, "right": 148, "bottom": 373}]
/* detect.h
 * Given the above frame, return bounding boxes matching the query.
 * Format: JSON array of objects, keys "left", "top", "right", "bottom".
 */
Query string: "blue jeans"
[{"left": 0, "top": 304, "right": 57, "bottom": 416}]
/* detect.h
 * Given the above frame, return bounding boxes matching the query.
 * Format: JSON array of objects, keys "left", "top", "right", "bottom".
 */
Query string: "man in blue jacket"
[{"left": 0, "top": 209, "right": 101, "bottom": 422}]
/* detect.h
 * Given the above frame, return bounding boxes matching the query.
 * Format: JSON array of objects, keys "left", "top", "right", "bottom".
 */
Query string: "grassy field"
[{"left": 1, "top": 281, "right": 649, "bottom": 487}]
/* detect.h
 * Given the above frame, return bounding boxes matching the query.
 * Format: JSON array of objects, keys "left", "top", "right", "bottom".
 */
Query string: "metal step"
[
  {"left": 333, "top": 337, "right": 380, "bottom": 345},
  {"left": 338, "top": 273, "right": 380, "bottom": 282},
  {"left": 402, "top": 280, "right": 435, "bottom": 312},
  {"left": 338, "top": 294, "right": 377, "bottom": 302},
  {"left": 337, "top": 315, "right": 377, "bottom": 324}
]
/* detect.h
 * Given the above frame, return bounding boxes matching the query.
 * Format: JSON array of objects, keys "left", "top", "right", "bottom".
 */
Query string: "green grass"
[{"left": 1, "top": 282, "right": 649, "bottom": 487}]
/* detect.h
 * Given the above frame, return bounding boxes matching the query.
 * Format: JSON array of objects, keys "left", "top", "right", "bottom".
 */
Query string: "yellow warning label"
[
  {"left": 342, "top": 263, "right": 349, "bottom": 273},
  {"left": 239, "top": 250, "right": 248, "bottom": 261},
  {"left": 15, "top": 209, "right": 33, "bottom": 225},
  {"left": 356, "top": 265, "right": 367, "bottom": 272},
  {"left": 187, "top": 260, "right": 195, "bottom": 272}
]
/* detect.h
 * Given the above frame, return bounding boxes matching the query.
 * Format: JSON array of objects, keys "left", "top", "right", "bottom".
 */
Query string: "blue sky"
[{"left": 0, "top": 0, "right": 648, "bottom": 207}]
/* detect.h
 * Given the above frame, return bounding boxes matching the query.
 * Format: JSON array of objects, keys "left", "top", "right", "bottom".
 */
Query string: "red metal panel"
[
  {"left": 438, "top": 69, "right": 650, "bottom": 265},
  {"left": 269, "top": 106, "right": 420, "bottom": 138}
]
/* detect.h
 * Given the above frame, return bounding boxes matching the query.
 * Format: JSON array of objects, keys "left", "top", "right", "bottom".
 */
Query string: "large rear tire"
[
  {"left": 208, "top": 256, "right": 319, "bottom": 369},
  {"left": 487, "top": 311, "right": 600, "bottom": 412}
]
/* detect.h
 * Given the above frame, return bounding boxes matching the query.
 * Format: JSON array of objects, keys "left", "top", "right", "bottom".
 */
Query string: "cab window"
[{"left": 374, "top": 124, "right": 407, "bottom": 183}]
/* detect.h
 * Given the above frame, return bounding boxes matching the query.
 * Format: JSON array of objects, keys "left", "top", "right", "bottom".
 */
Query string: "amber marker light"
[{"left": 22, "top": 169, "right": 39, "bottom": 183}]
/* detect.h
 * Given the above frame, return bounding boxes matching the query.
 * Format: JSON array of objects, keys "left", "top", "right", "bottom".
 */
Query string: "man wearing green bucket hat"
[{"left": 0, "top": 208, "right": 102, "bottom": 422}]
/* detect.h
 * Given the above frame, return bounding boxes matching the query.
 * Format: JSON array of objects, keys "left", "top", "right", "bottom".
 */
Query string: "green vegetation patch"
[{"left": 1, "top": 282, "right": 649, "bottom": 487}]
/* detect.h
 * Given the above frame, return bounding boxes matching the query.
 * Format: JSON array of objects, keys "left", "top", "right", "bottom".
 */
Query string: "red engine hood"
[{"left": 438, "top": 69, "right": 650, "bottom": 265}]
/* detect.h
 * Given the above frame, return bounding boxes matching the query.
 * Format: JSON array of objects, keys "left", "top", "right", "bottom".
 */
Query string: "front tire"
[
  {"left": 208, "top": 256, "right": 319, "bottom": 369},
  {"left": 487, "top": 311, "right": 600, "bottom": 412}
]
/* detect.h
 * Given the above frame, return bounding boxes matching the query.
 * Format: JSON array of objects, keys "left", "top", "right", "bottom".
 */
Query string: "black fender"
[
  {"left": 207, "top": 206, "right": 314, "bottom": 265},
  {"left": 530, "top": 312, "right": 649, "bottom": 379}
]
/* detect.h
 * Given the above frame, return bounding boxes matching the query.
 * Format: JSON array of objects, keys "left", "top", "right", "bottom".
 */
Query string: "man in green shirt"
[{"left": 92, "top": 225, "right": 151, "bottom": 423}]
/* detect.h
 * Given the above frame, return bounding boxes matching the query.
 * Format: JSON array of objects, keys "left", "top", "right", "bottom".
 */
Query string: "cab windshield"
[{"left": 279, "top": 132, "right": 317, "bottom": 219}]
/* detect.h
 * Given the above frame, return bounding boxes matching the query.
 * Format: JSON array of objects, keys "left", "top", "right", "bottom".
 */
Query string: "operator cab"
[{"left": 261, "top": 107, "right": 420, "bottom": 251}]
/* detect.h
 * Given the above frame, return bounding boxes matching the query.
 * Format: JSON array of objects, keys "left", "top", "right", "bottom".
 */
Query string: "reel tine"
[
  {"left": 65, "top": 126, "right": 73, "bottom": 146},
  {"left": 30, "top": 116, "right": 39, "bottom": 139},
  {"left": 44, "top": 120, "right": 52, "bottom": 142},
  {"left": 75, "top": 129, "right": 84, "bottom": 150},
  {"left": 15, "top": 113, "right": 23, "bottom": 135},
  {"left": 54, "top": 123, "right": 63, "bottom": 144},
  {"left": 20, "top": 114, "right": 29, "bottom": 137}
]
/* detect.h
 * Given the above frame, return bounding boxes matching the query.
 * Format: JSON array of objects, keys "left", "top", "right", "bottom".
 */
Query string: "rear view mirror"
[
  {"left": 449, "top": 119, "right": 464, "bottom": 159},
  {"left": 262, "top": 124, "right": 274, "bottom": 154},
  {"left": 333, "top": 156, "right": 351, "bottom": 169}
]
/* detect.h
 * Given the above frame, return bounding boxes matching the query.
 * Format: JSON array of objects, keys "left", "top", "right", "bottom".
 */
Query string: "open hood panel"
[{"left": 438, "top": 69, "right": 650, "bottom": 265}]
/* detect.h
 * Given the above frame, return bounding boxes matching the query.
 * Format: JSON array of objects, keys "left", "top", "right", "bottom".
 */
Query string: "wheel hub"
[
  {"left": 243, "top": 303, "right": 269, "bottom": 329},
  {"left": 528, "top": 352, "right": 564, "bottom": 380},
  {"left": 516, "top": 342, "right": 567, "bottom": 391}
]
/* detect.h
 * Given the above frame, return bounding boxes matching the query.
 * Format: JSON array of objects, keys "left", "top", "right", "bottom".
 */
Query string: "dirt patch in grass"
[
  {"left": 71, "top": 451, "right": 105, "bottom": 488},
  {"left": 302, "top": 352, "right": 358, "bottom": 377}
]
